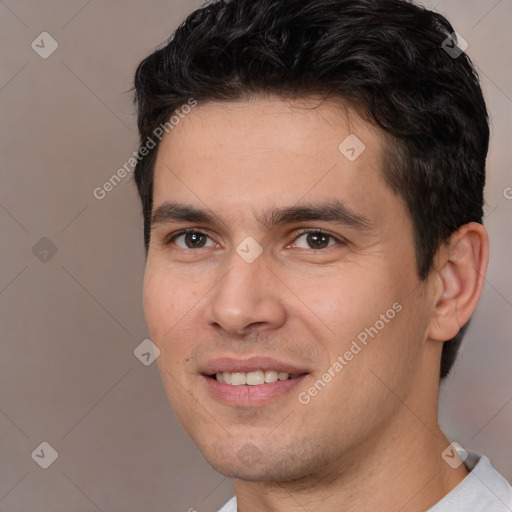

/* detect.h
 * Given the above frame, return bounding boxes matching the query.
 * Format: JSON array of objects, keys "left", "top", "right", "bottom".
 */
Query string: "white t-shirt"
[{"left": 217, "top": 452, "right": 512, "bottom": 511}]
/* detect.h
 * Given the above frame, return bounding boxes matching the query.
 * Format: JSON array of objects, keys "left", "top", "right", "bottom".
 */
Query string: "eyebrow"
[{"left": 150, "top": 200, "right": 374, "bottom": 232}]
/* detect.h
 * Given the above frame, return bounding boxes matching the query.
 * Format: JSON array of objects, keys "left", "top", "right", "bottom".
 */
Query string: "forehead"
[{"left": 151, "top": 95, "right": 397, "bottom": 225}]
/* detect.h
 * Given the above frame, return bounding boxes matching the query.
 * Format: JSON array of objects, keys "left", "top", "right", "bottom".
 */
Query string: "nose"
[{"left": 206, "top": 249, "right": 287, "bottom": 336}]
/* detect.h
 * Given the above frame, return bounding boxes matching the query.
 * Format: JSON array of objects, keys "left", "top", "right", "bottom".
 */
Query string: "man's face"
[{"left": 143, "top": 96, "right": 437, "bottom": 481}]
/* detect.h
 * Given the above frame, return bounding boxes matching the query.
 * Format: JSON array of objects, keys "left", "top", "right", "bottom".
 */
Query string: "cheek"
[
  {"left": 304, "top": 265, "right": 418, "bottom": 377},
  {"left": 142, "top": 265, "right": 204, "bottom": 368},
  {"left": 142, "top": 268, "right": 166, "bottom": 338},
  {"left": 143, "top": 269, "right": 196, "bottom": 407},
  {"left": 305, "top": 269, "right": 396, "bottom": 337},
  {"left": 142, "top": 265, "right": 184, "bottom": 348}
]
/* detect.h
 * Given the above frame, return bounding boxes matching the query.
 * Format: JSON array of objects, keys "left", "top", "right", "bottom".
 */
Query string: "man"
[{"left": 133, "top": 0, "right": 512, "bottom": 510}]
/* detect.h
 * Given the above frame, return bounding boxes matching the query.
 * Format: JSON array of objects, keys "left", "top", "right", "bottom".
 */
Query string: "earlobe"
[{"left": 428, "top": 222, "right": 489, "bottom": 342}]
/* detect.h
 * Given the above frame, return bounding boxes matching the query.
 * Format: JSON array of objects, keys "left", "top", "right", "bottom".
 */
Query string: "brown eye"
[
  {"left": 293, "top": 231, "right": 338, "bottom": 250},
  {"left": 169, "top": 230, "right": 215, "bottom": 249}
]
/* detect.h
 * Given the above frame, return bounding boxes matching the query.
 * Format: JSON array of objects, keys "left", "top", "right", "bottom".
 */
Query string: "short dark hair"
[{"left": 133, "top": 0, "right": 489, "bottom": 379}]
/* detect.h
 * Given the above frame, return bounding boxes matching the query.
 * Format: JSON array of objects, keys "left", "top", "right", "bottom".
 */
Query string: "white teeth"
[
  {"left": 230, "top": 372, "right": 247, "bottom": 386},
  {"left": 264, "top": 370, "right": 279, "bottom": 383},
  {"left": 246, "top": 370, "right": 265, "bottom": 385},
  {"left": 215, "top": 370, "right": 299, "bottom": 385}
]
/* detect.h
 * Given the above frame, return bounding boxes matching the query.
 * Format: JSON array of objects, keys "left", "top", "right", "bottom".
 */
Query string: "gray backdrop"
[{"left": 1, "top": 1, "right": 511, "bottom": 511}]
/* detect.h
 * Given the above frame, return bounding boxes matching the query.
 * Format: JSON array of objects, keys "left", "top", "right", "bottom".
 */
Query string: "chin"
[
  {"left": 209, "top": 462, "right": 273, "bottom": 481},
  {"left": 200, "top": 441, "right": 317, "bottom": 483}
]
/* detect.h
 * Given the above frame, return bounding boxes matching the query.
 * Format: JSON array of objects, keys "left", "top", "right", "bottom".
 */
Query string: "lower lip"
[{"left": 202, "top": 374, "right": 308, "bottom": 406}]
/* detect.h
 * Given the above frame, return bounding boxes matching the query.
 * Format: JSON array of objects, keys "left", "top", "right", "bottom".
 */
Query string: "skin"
[{"left": 143, "top": 95, "right": 489, "bottom": 511}]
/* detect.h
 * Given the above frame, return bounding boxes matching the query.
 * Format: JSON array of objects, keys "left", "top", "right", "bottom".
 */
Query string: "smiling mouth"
[{"left": 209, "top": 370, "right": 306, "bottom": 386}]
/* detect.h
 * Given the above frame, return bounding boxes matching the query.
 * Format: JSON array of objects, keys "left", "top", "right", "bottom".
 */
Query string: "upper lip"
[{"left": 201, "top": 356, "right": 310, "bottom": 375}]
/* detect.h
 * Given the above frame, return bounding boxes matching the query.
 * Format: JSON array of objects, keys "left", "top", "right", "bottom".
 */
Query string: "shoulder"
[
  {"left": 429, "top": 451, "right": 512, "bottom": 511},
  {"left": 217, "top": 496, "right": 237, "bottom": 512}
]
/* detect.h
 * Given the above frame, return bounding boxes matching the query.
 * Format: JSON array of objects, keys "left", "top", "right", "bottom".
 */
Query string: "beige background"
[{"left": 0, "top": 1, "right": 511, "bottom": 511}]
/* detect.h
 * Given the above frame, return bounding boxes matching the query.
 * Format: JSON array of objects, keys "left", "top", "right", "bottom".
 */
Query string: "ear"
[{"left": 427, "top": 222, "right": 489, "bottom": 342}]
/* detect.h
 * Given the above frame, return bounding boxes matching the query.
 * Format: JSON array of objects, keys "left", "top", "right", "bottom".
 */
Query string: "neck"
[{"left": 232, "top": 380, "right": 468, "bottom": 511}]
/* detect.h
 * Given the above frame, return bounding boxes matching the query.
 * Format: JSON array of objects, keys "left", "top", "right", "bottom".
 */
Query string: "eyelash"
[{"left": 164, "top": 228, "right": 345, "bottom": 250}]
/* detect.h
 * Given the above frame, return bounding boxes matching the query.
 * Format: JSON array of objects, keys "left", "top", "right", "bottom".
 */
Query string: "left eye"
[{"left": 293, "top": 231, "right": 338, "bottom": 250}]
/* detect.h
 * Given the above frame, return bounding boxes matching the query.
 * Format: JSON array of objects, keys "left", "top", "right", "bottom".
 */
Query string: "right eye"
[{"left": 166, "top": 229, "right": 216, "bottom": 249}]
